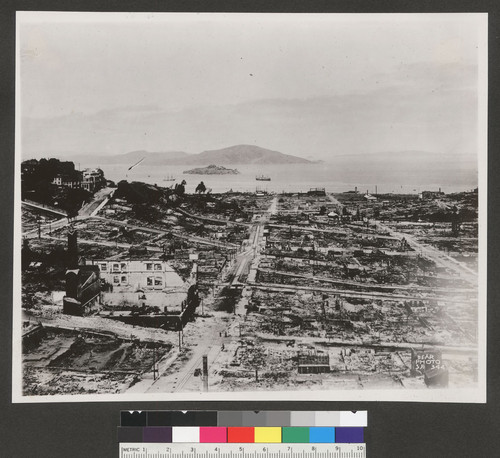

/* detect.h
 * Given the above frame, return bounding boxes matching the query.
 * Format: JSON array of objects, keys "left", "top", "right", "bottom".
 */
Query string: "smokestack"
[{"left": 67, "top": 228, "right": 78, "bottom": 268}]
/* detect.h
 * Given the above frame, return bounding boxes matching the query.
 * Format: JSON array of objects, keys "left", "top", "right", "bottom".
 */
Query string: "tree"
[
  {"left": 22, "top": 238, "right": 32, "bottom": 269},
  {"left": 241, "top": 344, "right": 266, "bottom": 382},
  {"left": 62, "top": 187, "right": 91, "bottom": 216},
  {"left": 175, "top": 180, "right": 187, "bottom": 196},
  {"left": 67, "top": 207, "right": 79, "bottom": 222},
  {"left": 195, "top": 181, "right": 207, "bottom": 194}
]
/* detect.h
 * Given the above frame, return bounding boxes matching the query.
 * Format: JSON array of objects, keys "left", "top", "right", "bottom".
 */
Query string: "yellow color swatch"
[{"left": 254, "top": 427, "right": 282, "bottom": 443}]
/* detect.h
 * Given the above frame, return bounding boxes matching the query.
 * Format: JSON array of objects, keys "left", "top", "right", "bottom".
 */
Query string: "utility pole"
[
  {"left": 202, "top": 355, "right": 208, "bottom": 392},
  {"left": 36, "top": 216, "right": 41, "bottom": 239},
  {"left": 178, "top": 316, "right": 184, "bottom": 351},
  {"left": 152, "top": 346, "right": 158, "bottom": 380}
]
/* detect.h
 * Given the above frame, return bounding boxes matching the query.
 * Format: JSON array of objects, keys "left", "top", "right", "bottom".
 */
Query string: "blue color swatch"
[{"left": 309, "top": 427, "right": 336, "bottom": 443}]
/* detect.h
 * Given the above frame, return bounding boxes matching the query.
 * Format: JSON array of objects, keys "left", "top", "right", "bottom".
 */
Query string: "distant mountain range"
[{"left": 77, "top": 145, "right": 312, "bottom": 166}]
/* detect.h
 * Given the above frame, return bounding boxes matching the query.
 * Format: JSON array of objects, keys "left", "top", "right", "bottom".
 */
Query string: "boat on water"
[
  {"left": 256, "top": 174, "right": 271, "bottom": 181},
  {"left": 163, "top": 175, "right": 176, "bottom": 181}
]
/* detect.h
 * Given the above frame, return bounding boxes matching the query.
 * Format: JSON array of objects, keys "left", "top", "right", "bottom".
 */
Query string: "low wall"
[{"left": 102, "top": 291, "right": 186, "bottom": 311}]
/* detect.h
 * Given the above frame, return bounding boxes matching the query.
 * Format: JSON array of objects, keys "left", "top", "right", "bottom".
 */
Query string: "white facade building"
[
  {"left": 86, "top": 259, "right": 185, "bottom": 291},
  {"left": 51, "top": 174, "right": 82, "bottom": 189},
  {"left": 82, "top": 168, "right": 105, "bottom": 192}
]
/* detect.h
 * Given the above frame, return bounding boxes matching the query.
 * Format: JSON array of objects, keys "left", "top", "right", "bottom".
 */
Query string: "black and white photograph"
[{"left": 13, "top": 12, "right": 487, "bottom": 402}]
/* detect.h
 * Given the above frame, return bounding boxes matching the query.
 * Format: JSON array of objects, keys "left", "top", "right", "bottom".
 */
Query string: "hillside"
[
  {"left": 189, "top": 145, "right": 311, "bottom": 165},
  {"left": 75, "top": 144, "right": 311, "bottom": 166}
]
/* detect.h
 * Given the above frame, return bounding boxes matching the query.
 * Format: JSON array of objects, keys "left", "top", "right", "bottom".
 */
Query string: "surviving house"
[
  {"left": 297, "top": 352, "right": 331, "bottom": 374},
  {"left": 52, "top": 171, "right": 82, "bottom": 189},
  {"left": 82, "top": 168, "right": 106, "bottom": 193},
  {"left": 84, "top": 257, "right": 195, "bottom": 310},
  {"left": 88, "top": 259, "right": 185, "bottom": 290}
]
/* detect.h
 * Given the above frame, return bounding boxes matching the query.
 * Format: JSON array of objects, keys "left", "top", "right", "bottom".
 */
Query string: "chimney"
[{"left": 67, "top": 228, "right": 78, "bottom": 268}]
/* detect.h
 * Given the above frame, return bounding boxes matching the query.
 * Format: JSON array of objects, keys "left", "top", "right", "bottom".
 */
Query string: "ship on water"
[
  {"left": 256, "top": 174, "right": 271, "bottom": 181},
  {"left": 163, "top": 174, "right": 176, "bottom": 182}
]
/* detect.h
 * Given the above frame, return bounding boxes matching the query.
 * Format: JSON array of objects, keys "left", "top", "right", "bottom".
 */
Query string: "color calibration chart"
[{"left": 119, "top": 411, "right": 367, "bottom": 458}]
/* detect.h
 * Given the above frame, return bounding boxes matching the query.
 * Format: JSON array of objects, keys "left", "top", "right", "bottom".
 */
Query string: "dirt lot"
[{"left": 23, "top": 327, "right": 171, "bottom": 395}]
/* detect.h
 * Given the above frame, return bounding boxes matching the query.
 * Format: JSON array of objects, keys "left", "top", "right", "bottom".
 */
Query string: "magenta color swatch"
[{"left": 200, "top": 427, "right": 227, "bottom": 443}]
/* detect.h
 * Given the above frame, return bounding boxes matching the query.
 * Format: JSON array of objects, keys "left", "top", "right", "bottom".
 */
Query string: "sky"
[{"left": 18, "top": 12, "right": 487, "bottom": 160}]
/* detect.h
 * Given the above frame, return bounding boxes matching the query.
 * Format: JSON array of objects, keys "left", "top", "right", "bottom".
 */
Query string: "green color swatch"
[{"left": 282, "top": 427, "right": 310, "bottom": 443}]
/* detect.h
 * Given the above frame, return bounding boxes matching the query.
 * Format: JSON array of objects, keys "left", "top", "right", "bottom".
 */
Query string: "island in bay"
[{"left": 183, "top": 164, "right": 240, "bottom": 175}]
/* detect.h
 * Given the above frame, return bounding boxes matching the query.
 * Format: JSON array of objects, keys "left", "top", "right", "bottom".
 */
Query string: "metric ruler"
[{"left": 119, "top": 443, "right": 367, "bottom": 458}]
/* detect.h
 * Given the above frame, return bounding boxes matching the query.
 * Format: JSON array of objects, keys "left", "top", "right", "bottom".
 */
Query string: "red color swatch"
[{"left": 227, "top": 427, "right": 255, "bottom": 443}]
